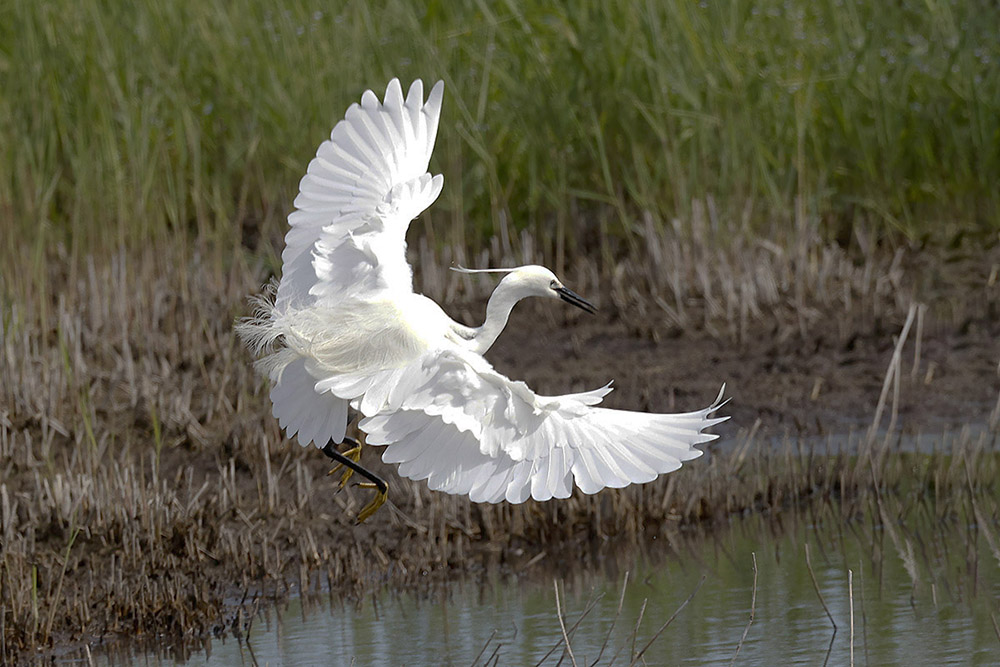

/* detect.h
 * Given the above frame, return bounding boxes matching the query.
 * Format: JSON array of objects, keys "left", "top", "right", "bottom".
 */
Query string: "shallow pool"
[{"left": 103, "top": 503, "right": 1000, "bottom": 666}]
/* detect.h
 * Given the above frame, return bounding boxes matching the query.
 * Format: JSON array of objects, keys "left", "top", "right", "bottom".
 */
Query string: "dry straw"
[{"left": 1, "top": 217, "right": 997, "bottom": 662}]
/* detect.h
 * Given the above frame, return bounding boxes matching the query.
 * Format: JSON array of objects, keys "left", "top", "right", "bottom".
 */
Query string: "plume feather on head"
[{"left": 449, "top": 265, "right": 519, "bottom": 274}]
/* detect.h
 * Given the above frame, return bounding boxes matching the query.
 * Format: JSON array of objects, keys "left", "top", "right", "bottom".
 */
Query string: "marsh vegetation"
[{"left": 2, "top": 0, "right": 999, "bottom": 663}]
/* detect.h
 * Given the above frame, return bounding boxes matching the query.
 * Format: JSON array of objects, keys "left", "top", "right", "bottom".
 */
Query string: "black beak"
[{"left": 555, "top": 286, "right": 597, "bottom": 314}]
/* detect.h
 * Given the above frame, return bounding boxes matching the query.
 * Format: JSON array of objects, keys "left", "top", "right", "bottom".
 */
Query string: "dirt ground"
[
  {"left": 6, "top": 249, "right": 999, "bottom": 663},
  {"left": 485, "top": 292, "right": 999, "bottom": 441}
]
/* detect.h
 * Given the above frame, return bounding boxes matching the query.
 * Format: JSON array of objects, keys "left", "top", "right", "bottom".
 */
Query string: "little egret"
[{"left": 238, "top": 79, "right": 728, "bottom": 522}]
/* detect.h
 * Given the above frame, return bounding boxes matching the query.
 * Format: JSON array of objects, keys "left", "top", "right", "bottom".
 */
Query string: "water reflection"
[{"left": 107, "top": 505, "right": 1000, "bottom": 666}]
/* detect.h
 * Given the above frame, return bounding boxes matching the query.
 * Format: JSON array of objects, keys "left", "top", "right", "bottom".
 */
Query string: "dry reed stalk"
[
  {"left": 533, "top": 590, "right": 603, "bottom": 667},
  {"left": 848, "top": 569, "right": 855, "bottom": 667},
  {"left": 590, "top": 571, "right": 628, "bottom": 666},
  {"left": 627, "top": 575, "right": 705, "bottom": 667},
  {"left": 991, "top": 359, "right": 1000, "bottom": 431},
  {"left": 621, "top": 598, "right": 647, "bottom": 665},
  {"left": 469, "top": 629, "right": 498, "bottom": 667},
  {"left": 867, "top": 302, "right": 918, "bottom": 449},
  {"left": 858, "top": 562, "right": 869, "bottom": 666},
  {"left": 728, "top": 552, "right": 758, "bottom": 666},
  {"left": 804, "top": 543, "right": 837, "bottom": 631},
  {"left": 553, "top": 579, "right": 578, "bottom": 667},
  {"left": 911, "top": 303, "right": 926, "bottom": 381}
]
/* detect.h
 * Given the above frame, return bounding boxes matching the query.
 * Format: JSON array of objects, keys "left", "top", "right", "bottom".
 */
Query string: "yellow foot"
[
  {"left": 355, "top": 481, "right": 389, "bottom": 524},
  {"left": 320, "top": 440, "right": 387, "bottom": 522},
  {"left": 327, "top": 444, "right": 362, "bottom": 489}
]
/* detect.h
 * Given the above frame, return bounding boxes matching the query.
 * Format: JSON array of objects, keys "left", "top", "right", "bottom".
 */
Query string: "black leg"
[{"left": 321, "top": 438, "right": 388, "bottom": 496}]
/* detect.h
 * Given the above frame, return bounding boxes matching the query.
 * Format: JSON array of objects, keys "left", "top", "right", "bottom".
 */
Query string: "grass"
[
  {"left": 0, "top": 225, "right": 997, "bottom": 661},
  {"left": 1, "top": 0, "right": 998, "bottom": 273},
  {"left": 1, "top": 0, "right": 999, "bottom": 661}
]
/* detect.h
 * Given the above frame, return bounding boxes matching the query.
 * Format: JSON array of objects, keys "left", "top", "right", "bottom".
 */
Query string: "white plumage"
[{"left": 238, "top": 79, "right": 728, "bottom": 510}]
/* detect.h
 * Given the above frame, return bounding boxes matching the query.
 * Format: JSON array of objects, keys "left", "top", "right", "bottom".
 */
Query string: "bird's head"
[{"left": 498, "top": 265, "right": 598, "bottom": 314}]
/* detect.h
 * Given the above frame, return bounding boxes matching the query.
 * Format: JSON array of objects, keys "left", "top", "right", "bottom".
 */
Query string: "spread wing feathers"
[
  {"left": 270, "top": 357, "right": 350, "bottom": 447},
  {"left": 276, "top": 78, "right": 445, "bottom": 310},
  {"left": 332, "top": 347, "right": 728, "bottom": 504}
]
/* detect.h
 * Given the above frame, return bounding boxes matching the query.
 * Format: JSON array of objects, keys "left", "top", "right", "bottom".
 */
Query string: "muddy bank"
[
  {"left": 488, "top": 296, "right": 999, "bottom": 439},
  {"left": 2, "top": 245, "right": 998, "bottom": 663}
]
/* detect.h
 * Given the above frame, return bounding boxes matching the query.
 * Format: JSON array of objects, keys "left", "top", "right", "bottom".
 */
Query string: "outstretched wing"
[
  {"left": 277, "top": 78, "right": 445, "bottom": 310},
  {"left": 261, "top": 79, "right": 443, "bottom": 448},
  {"left": 337, "top": 347, "right": 728, "bottom": 504}
]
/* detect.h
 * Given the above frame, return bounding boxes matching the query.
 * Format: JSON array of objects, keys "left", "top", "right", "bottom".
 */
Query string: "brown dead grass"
[{"left": 1, "top": 224, "right": 998, "bottom": 662}]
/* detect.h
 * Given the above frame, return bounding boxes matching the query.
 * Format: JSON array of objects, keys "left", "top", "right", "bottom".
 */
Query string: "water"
[{"left": 104, "top": 507, "right": 1000, "bottom": 666}]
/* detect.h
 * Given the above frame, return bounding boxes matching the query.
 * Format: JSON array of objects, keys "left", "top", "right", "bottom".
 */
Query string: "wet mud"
[{"left": 4, "top": 260, "right": 998, "bottom": 663}]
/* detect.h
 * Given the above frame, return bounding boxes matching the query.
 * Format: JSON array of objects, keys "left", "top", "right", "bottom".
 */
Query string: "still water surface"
[{"left": 113, "top": 507, "right": 999, "bottom": 666}]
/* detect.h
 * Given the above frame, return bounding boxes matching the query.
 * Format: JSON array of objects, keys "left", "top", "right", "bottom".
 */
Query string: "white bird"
[{"left": 238, "top": 79, "right": 728, "bottom": 522}]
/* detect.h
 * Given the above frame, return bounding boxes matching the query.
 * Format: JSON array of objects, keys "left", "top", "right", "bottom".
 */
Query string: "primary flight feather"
[{"left": 238, "top": 79, "right": 728, "bottom": 519}]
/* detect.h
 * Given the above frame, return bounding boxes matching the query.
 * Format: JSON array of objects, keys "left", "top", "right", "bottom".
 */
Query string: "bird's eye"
[{"left": 549, "top": 280, "right": 558, "bottom": 289}]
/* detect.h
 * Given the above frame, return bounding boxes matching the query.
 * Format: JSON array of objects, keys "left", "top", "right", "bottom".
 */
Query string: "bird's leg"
[
  {"left": 325, "top": 438, "right": 363, "bottom": 489},
  {"left": 321, "top": 438, "right": 388, "bottom": 523}
]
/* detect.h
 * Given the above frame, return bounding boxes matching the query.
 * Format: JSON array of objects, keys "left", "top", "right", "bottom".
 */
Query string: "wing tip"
[
  {"left": 426, "top": 79, "right": 445, "bottom": 112},
  {"left": 384, "top": 78, "right": 404, "bottom": 108},
  {"left": 405, "top": 79, "right": 424, "bottom": 108},
  {"left": 712, "top": 382, "right": 727, "bottom": 406}
]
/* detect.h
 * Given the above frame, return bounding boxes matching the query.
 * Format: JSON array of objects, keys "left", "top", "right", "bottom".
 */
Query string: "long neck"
[{"left": 469, "top": 281, "right": 524, "bottom": 354}]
